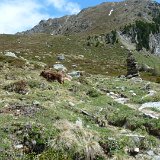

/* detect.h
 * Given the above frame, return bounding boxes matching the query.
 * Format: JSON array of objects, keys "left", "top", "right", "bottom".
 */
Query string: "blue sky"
[{"left": 0, "top": 0, "right": 159, "bottom": 34}]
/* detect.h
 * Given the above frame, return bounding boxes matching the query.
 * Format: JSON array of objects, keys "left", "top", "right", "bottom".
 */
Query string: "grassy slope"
[
  {"left": 0, "top": 60, "right": 160, "bottom": 159},
  {"left": 0, "top": 33, "right": 160, "bottom": 159},
  {"left": 0, "top": 34, "right": 160, "bottom": 81}
]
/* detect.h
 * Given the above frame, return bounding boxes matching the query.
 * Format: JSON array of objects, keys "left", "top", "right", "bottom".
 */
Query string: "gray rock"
[
  {"left": 57, "top": 54, "right": 65, "bottom": 61},
  {"left": 149, "top": 33, "right": 160, "bottom": 55},
  {"left": 147, "top": 150, "right": 155, "bottom": 156},
  {"left": 140, "top": 102, "right": 160, "bottom": 110},
  {"left": 119, "top": 75, "right": 126, "bottom": 79},
  {"left": 69, "top": 102, "right": 75, "bottom": 107},
  {"left": 53, "top": 64, "right": 67, "bottom": 71},
  {"left": 154, "top": 156, "right": 160, "bottom": 160},
  {"left": 68, "top": 71, "right": 81, "bottom": 78},
  {"left": 32, "top": 100, "right": 40, "bottom": 106},
  {"left": 5, "top": 52, "right": 17, "bottom": 58},
  {"left": 131, "top": 77, "right": 143, "bottom": 83},
  {"left": 143, "top": 82, "right": 151, "bottom": 90},
  {"left": 14, "top": 144, "right": 23, "bottom": 149},
  {"left": 139, "top": 64, "right": 154, "bottom": 72}
]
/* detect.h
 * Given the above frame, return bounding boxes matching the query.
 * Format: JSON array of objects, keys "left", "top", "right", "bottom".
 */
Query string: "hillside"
[
  {"left": 18, "top": 0, "right": 160, "bottom": 56},
  {"left": 0, "top": 0, "right": 160, "bottom": 159},
  {"left": 0, "top": 31, "right": 160, "bottom": 160},
  {"left": 0, "top": 47, "right": 160, "bottom": 159}
]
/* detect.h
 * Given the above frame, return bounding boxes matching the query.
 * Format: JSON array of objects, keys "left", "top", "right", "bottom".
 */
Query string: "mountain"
[
  {"left": 18, "top": 0, "right": 160, "bottom": 55},
  {"left": 19, "top": 0, "right": 160, "bottom": 35}
]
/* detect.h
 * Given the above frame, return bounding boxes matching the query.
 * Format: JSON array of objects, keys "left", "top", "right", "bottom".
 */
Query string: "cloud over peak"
[{"left": 0, "top": 0, "right": 81, "bottom": 34}]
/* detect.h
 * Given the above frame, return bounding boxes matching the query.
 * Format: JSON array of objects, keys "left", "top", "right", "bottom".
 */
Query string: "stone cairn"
[{"left": 126, "top": 52, "right": 139, "bottom": 78}]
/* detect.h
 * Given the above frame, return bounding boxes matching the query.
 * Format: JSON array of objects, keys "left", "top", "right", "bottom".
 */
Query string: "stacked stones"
[{"left": 126, "top": 52, "right": 139, "bottom": 78}]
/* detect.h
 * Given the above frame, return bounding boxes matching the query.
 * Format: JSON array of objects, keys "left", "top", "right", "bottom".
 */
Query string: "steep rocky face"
[
  {"left": 118, "top": 20, "right": 160, "bottom": 54},
  {"left": 19, "top": 0, "right": 160, "bottom": 35},
  {"left": 149, "top": 33, "right": 160, "bottom": 55}
]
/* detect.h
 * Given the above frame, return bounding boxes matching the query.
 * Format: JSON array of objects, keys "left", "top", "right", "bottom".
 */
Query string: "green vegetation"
[
  {"left": 0, "top": 62, "right": 160, "bottom": 159},
  {"left": 0, "top": 32, "right": 160, "bottom": 159}
]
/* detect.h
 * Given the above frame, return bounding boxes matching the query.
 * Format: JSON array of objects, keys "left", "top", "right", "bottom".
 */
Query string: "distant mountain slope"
[{"left": 18, "top": 0, "right": 160, "bottom": 35}]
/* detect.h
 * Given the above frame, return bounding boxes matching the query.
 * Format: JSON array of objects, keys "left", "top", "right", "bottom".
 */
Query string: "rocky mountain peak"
[{"left": 18, "top": 0, "right": 160, "bottom": 36}]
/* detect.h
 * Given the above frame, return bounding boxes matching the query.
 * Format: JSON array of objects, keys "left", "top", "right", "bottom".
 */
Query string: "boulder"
[
  {"left": 68, "top": 71, "right": 82, "bottom": 78},
  {"left": 53, "top": 64, "right": 67, "bottom": 72},
  {"left": 5, "top": 52, "right": 17, "bottom": 58},
  {"left": 57, "top": 54, "right": 65, "bottom": 61}
]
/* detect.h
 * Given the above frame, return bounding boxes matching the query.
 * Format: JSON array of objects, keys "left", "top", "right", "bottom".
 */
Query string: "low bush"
[
  {"left": 87, "top": 88, "right": 101, "bottom": 98},
  {"left": 4, "top": 80, "right": 28, "bottom": 94}
]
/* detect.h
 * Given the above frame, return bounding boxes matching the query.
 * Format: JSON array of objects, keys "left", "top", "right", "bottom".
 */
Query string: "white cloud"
[
  {"left": 0, "top": 0, "right": 81, "bottom": 34},
  {"left": 0, "top": 0, "right": 50, "bottom": 34},
  {"left": 47, "top": 0, "right": 81, "bottom": 14}
]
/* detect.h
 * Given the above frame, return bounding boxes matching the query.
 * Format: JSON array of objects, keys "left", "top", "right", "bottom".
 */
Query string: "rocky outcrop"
[
  {"left": 149, "top": 33, "right": 160, "bottom": 55},
  {"left": 119, "top": 20, "right": 160, "bottom": 55},
  {"left": 18, "top": 14, "right": 92, "bottom": 35}
]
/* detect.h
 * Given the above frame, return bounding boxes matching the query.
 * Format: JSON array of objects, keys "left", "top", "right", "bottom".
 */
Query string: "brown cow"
[{"left": 40, "top": 70, "right": 64, "bottom": 84}]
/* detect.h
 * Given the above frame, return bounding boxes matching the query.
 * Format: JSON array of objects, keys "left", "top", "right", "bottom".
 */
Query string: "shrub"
[
  {"left": 4, "top": 123, "right": 48, "bottom": 155},
  {"left": 151, "top": 66, "right": 160, "bottom": 76},
  {"left": 156, "top": 77, "right": 160, "bottom": 83},
  {"left": 4, "top": 80, "right": 28, "bottom": 94},
  {"left": 99, "top": 138, "right": 120, "bottom": 156},
  {"left": 87, "top": 88, "right": 101, "bottom": 98}
]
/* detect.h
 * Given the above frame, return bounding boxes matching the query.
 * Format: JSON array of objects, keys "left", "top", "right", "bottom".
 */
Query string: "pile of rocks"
[{"left": 126, "top": 52, "right": 139, "bottom": 78}]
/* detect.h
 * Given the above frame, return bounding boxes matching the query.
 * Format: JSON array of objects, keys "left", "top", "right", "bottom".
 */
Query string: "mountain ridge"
[{"left": 18, "top": 0, "right": 160, "bottom": 36}]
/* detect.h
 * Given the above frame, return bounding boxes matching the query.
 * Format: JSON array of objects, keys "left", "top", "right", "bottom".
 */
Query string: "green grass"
[{"left": 0, "top": 34, "right": 160, "bottom": 159}]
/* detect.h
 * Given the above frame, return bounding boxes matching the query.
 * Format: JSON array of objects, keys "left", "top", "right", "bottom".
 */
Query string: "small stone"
[
  {"left": 110, "top": 92, "right": 114, "bottom": 95},
  {"left": 69, "top": 102, "right": 75, "bottom": 107},
  {"left": 32, "top": 100, "right": 40, "bottom": 106},
  {"left": 31, "top": 140, "right": 37, "bottom": 145},
  {"left": 76, "top": 118, "right": 83, "bottom": 128},
  {"left": 0, "top": 147, "right": 4, "bottom": 152},
  {"left": 132, "top": 93, "right": 137, "bottom": 96},
  {"left": 57, "top": 54, "right": 65, "bottom": 61},
  {"left": 5, "top": 52, "right": 17, "bottom": 58},
  {"left": 14, "top": 144, "right": 23, "bottom": 149},
  {"left": 121, "top": 86, "right": 125, "bottom": 91},
  {"left": 147, "top": 150, "right": 155, "bottom": 156},
  {"left": 119, "top": 75, "right": 126, "bottom": 79},
  {"left": 143, "top": 82, "right": 151, "bottom": 90}
]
